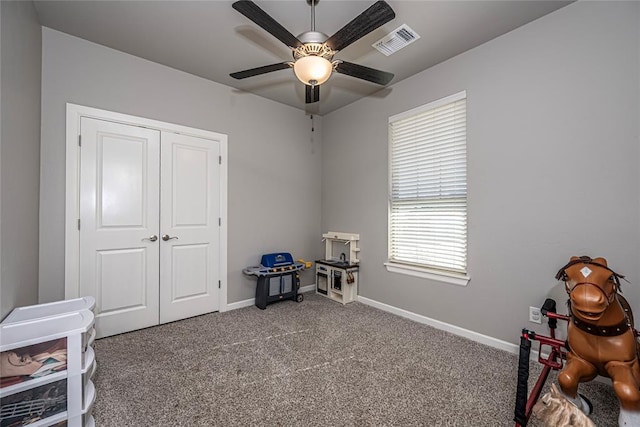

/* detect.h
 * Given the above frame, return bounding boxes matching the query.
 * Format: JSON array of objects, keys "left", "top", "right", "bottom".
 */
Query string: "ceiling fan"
[{"left": 230, "top": 0, "right": 396, "bottom": 104}]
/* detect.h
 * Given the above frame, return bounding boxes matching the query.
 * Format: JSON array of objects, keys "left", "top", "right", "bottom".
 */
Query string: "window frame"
[{"left": 385, "top": 91, "right": 470, "bottom": 286}]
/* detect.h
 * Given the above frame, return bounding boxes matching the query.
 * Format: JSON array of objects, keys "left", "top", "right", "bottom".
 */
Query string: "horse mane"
[{"left": 532, "top": 384, "right": 595, "bottom": 427}]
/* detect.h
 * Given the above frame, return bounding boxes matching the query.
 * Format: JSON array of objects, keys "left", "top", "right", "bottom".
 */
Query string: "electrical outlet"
[{"left": 529, "top": 306, "right": 542, "bottom": 324}]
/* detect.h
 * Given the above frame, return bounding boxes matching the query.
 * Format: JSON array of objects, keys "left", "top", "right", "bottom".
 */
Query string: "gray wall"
[
  {"left": 321, "top": 1, "right": 640, "bottom": 343},
  {"left": 0, "top": 1, "right": 42, "bottom": 319},
  {"left": 39, "top": 28, "right": 322, "bottom": 305}
]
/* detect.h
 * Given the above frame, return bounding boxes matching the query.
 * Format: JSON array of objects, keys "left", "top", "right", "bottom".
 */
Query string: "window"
[{"left": 386, "top": 91, "right": 468, "bottom": 285}]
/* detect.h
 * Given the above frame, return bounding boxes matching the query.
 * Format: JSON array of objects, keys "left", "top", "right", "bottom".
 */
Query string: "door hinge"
[
  {"left": 77, "top": 219, "right": 81, "bottom": 230},
  {"left": 78, "top": 135, "right": 82, "bottom": 147},
  {"left": 218, "top": 217, "right": 221, "bottom": 226},
  {"left": 218, "top": 280, "right": 221, "bottom": 289},
  {"left": 219, "top": 155, "right": 222, "bottom": 165}
]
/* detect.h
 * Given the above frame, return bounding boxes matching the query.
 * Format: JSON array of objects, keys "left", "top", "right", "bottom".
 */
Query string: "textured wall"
[
  {"left": 39, "top": 28, "right": 323, "bottom": 305},
  {"left": 321, "top": 1, "right": 640, "bottom": 343},
  {"left": 0, "top": 1, "right": 42, "bottom": 319}
]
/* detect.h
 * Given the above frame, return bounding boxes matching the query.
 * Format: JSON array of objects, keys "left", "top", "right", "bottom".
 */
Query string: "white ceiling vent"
[{"left": 372, "top": 24, "right": 420, "bottom": 56}]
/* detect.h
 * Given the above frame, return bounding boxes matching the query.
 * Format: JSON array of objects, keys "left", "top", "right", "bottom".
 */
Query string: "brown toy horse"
[{"left": 555, "top": 256, "right": 640, "bottom": 426}]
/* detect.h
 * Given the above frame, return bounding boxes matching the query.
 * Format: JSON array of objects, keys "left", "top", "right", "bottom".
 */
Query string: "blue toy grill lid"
[{"left": 261, "top": 252, "right": 294, "bottom": 268}]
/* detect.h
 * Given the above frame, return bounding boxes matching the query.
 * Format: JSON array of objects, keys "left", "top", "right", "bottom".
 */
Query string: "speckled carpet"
[{"left": 92, "top": 292, "right": 619, "bottom": 426}]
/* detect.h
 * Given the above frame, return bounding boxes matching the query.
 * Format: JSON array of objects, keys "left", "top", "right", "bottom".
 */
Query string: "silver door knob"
[
  {"left": 162, "top": 234, "right": 178, "bottom": 241},
  {"left": 142, "top": 235, "right": 158, "bottom": 242}
]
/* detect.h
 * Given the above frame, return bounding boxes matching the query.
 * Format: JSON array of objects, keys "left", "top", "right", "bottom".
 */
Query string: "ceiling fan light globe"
[{"left": 293, "top": 56, "right": 332, "bottom": 86}]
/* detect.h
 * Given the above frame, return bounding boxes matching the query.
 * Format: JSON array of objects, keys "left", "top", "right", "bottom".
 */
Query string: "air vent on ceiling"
[{"left": 372, "top": 24, "right": 420, "bottom": 56}]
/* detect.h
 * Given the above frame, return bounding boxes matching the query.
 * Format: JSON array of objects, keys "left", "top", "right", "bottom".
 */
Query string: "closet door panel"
[
  {"left": 160, "top": 132, "right": 221, "bottom": 323},
  {"left": 79, "top": 117, "right": 160, "bottom": 338},
  {"left": 171, "top": 244, "right": 208, "bottom": 300}
]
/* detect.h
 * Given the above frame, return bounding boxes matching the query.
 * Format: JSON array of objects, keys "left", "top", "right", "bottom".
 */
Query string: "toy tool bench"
[{"left": 243, "top": 252, "right": 309, "bottom": 309}]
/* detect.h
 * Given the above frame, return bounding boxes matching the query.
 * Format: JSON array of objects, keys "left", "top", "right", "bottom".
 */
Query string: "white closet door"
[
  {"left": 79, "top": 118, "right": 160, "bottom": 338},
  {"left": 159, "top": 132, "right": 220, "bottom": 323}
]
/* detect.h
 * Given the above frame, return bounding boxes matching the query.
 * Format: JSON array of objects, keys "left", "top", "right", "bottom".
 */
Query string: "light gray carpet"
[{"left": 92, "top": 293, "right": 619, "bottom": 426}]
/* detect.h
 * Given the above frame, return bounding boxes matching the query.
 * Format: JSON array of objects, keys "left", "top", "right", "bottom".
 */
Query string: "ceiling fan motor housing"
[
  {"left": 293, "top": 43, "right": 335, "bottom": 61},
  {"left": 294, "top": 32, "right": 335, "bottom": 60}
]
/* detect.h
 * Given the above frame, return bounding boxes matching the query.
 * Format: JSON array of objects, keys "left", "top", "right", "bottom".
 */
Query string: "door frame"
[{"left": 64, "top": 103, "right": 229, "bottom": 312}]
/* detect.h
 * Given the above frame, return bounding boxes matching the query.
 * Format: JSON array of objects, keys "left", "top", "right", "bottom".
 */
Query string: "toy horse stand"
[
  {"left": 514, "top": 256, "right": 640, "bottom": 426},
  {"left": 556, "top": 256, "right": 640, "bottom": 426}
]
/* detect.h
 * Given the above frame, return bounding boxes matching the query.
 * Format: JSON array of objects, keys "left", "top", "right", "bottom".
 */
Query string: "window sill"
[{"left": 384, "top": 262, "right": 470, "bottom": 287}]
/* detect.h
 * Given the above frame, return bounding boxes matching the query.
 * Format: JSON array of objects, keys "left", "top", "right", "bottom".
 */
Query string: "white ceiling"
[{"left": 32, "top": 0, "right": 572, "bottom": 115}]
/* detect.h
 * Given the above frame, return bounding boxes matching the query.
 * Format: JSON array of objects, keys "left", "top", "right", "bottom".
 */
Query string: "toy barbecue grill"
[{"left": 243, "top": 252, "right": 306, "bottom": 309}]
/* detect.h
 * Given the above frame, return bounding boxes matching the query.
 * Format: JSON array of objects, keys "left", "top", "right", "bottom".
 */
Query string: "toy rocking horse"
[{"left": 555, "top": 256, "right": 640, "bottom": 426}]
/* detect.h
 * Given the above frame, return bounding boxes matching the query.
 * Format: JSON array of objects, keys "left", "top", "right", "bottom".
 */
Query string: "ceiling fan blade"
[
  {"left": 324, "top": 1, "right": 395, "bottom": 52},
  {"left": 335, "top": 61, "right": 394, "bottom": 85},
  {"left": 230, "top": 62, "right": 291, "bottom": 79},
  {"left": 305, "top": 85, "right": 320, "bottom": 104},
  {"left": 232, "top": 1, "right": 303, "bottom": 49}
]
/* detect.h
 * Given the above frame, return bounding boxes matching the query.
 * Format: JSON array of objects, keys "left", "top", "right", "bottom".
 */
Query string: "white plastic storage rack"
[{"left": 0, "top": 299, "right": 96, "bottom": 427}]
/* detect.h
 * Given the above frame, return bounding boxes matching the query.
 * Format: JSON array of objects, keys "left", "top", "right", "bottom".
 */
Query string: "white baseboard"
[
  {"left": 299, "top": 284, "right": 316, "bottom": 294},
  {"left": 228, "top": 289, "right": 519, "bottom": 355},
  {"left": 356, "top": 295, "right": 520, "bottom": 355},
  {"left": 348, "top": 296, "right": 611, "bottom": 384},
  {"left": 226, "top": 284, "right": 317, "bottom": 311},
  {"left": 226, "top": 298, "right": 255, "bottom": 311}
]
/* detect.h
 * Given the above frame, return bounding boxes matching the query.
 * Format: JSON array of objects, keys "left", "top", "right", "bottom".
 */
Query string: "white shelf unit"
[
  {"left": 322, "top": 231, "right": 360, "bottom": 264},
  {"left": 2, "top": 297, "right": 96, "bottom": 325},
  {"left": 1, "top": 302, "right": 96, "bottom": 427}
]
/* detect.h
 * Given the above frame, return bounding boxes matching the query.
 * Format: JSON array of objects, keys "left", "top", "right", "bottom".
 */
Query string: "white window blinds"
[{"left": 389, "top": 92, "right": 467, "bottom": 275}]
